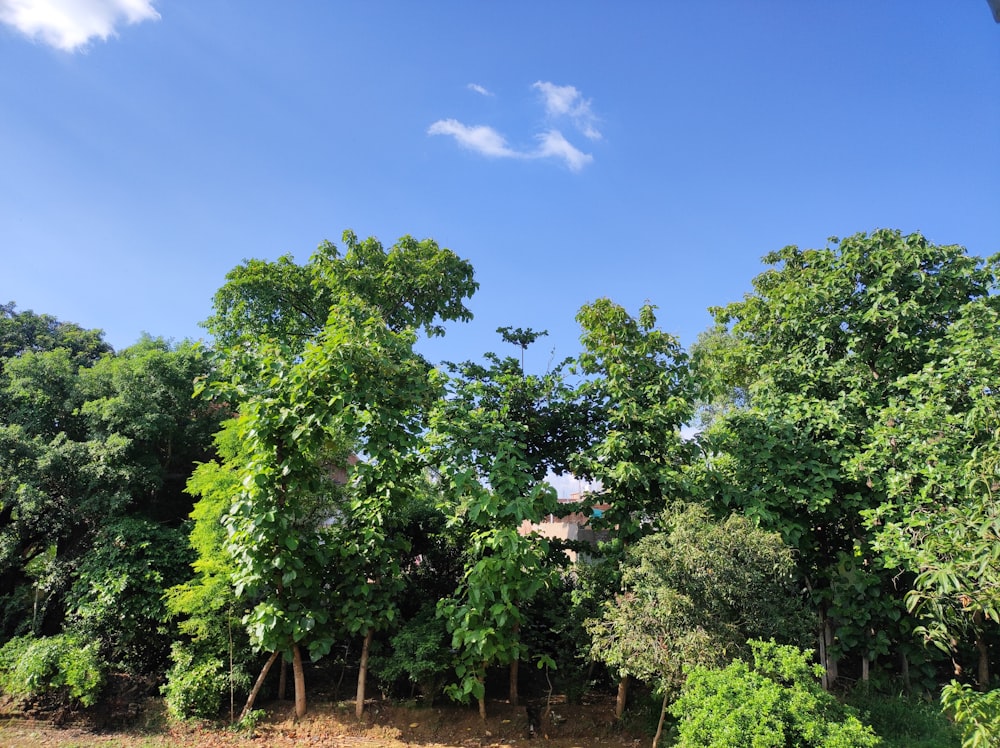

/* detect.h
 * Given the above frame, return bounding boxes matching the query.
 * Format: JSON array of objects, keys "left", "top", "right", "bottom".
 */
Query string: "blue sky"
[{"left": 2, "top": 2, "right": 998, "bottom": 378}]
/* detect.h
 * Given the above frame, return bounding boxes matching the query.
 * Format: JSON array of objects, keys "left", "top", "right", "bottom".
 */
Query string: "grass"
[{"left": 846, "top": 690, "right": 962, "bottom": 748}]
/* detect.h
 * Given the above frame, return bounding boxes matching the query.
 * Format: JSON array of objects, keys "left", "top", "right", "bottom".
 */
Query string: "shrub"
[
  {"left": 0, "top": 633, "right": 105, "bottom": 707},
  {"left": 670, "top": 639, "right": 881, "bottom": 748},
  {"left": 162, "top": 646, "right": 228, "bottom": 720},
  {"left": 373, "top": 607, "right": 452, "bottom": 702}
]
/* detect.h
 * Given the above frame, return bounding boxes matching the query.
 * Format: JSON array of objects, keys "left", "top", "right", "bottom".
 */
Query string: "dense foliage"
[
  {"left": 0, "top": 228, "right": 994, "bottom": 748},
  {"left": 670, "top": 640, "right": 881, "bottom": 748},
  {"left": 0, "top": 305, "right": 222, "bottom": 684},
  {"left": 0, "top": 632, "right": 104, "bottom": 707}
]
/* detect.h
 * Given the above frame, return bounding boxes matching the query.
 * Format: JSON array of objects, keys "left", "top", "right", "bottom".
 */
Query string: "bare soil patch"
[{"left": 0, "top": 695, "right": 647, "bottom": 748}]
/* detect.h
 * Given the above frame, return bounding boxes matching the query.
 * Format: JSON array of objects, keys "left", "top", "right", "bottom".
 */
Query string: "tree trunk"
[
  {"left": 292, "top": 643, "right": 307, "bottom": 718},
  {"left": 509, "top": 657, "right": 519, "bottom": 706},
  {"left": 651, "top": 690, "right": 670, "bottom": 748},
  {"left": 509, "top": 619, "right": 520, "bottom": 706},
  {"left": 899, "top": 649, "right": 911, "bottom": 694},
  {"left": 822, "top": 617, "right": 838, "bottom": 687},
  {"left": 818, "top": 622, "right": 828, "bottom": 691},
  {"left": 356, "top": 628, "right": 373, "bottom": 718},
  {"left": 615, "top": 674, "right": 629, "bottom": 719},
  {"left": 478, "top": 670, "right": 487, "bottom": 721},
  {"left": 335, "top": 642, "right": 351, "bottom": 701},
  {"left": 278, "top": 659, "right": 287, "bottom": 700},
  {"left": 228, "top": 612, "right": 236, "bottom": 723},
  {"left": 974, "top": 613, "right": 990, "bottom": 691},
  {"left": 861, "top": 654, "right": 869, "bottom": 687},
  {"left": 240, "top": 650, "right": 281, "bottom": 722}
]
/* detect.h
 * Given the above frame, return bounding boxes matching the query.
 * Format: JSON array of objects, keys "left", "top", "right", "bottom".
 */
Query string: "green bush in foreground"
[
  {"left": 941, "top": 681, "right": 1000, "bottom": 748},
  {"left": 0, "top": 633, "right": 105, "bottom": 707},
  {"left": 670, "top": 639, "right": 881, "bottom": 748},
  {"left": 162, "top": 647, "right": 228, "bottom": 720}
]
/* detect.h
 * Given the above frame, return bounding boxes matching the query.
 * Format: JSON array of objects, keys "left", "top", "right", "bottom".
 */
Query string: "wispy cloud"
[
  {"left": 429, "top": 80, "right": 600, "bottom": 172},
  {"left": 534, "top": 130, "right": 593, "bottom": 172},
  {"left": 533, "top": 81, "right": 602, "bottom": 141},
  {"left": 467, "top": 83, "right": 493, "bottom": 96},
  {"left": 0, "top": 0, "right": 160, "bottom": 51},
  {"left": 428, "top": 119, "right": 592, "bottom": 172},
  {"left": 427, "top": 119, "right": 519, "bottom": 159}
]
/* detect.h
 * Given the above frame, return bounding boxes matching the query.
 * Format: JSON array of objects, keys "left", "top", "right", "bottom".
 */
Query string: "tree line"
[{"left": 0, "top": 228, "right": 996, "bottom": 747}]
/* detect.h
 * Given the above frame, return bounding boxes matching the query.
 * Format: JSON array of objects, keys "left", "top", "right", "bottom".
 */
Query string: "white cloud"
[
  {"left": 0, "top": 0, "right": 160, "bottom": 51},
  {"left": 429, "top": 119, "right": 594, "bottom": 172},
  {"left": 429, "top": 80, "right": 600, "bottom": 172},
  {"left": 534, "top": 129, "right": 592, "bottom": 172},
  {"left": 427, "top": 119, "right": 519, "bottom": 159},
  {"left": 467, "top": 83, "right": 492, "bottom": 96},
  {"left": 532, "top": 81, "right": 602, "bottom": 141}
]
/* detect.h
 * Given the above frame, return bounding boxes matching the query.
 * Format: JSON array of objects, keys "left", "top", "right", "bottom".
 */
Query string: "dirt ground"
[{"left": 0, "top": 695, "right": 650, "bottom": 748}]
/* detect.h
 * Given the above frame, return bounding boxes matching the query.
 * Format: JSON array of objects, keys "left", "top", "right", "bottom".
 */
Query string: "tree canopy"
[{"left": 1, "top": 227, "right": 995, "bottom": 748}]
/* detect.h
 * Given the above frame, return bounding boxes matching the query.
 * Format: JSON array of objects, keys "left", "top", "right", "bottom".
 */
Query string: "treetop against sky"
[{"left": 2, "top": 2, "right": 997, "bottom": 372}]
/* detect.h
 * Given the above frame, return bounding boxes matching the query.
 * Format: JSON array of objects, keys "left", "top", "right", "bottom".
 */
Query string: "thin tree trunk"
[
  {"left": 615, "top": 674, "right": 629, "bottom": 719},
  {"left": 861, "top": 654, "right": 869, "bottom": 686},
  {"left": 356, "top": 628, "right": 373, "bottom": 718},
  {"left": 818, "top": 622, "right": 828, "bottom": 691},
  {"left": 823, "top": 617, "right": 838, "bottom": 687},
  {"left": 228, "top": 610, "right": 235, "bottom": 723},
  {"left": 240, "top": 650, "right": 281, "bottom": 722},
  {"left": 651, "top": 690, "right": 670, "bottom": 748},
  {"left": 478, "top": 669, "right": 487, "bottom": 721},
  {"left": 293, "top": 643, "right": 306, "bottom": 718},
  {"left": 974, "top": 613, "right": 990, "bottom": 691},
  {"left": 278, "top": 659, "right": 287, "bottom": 700},
  {"left": 541, "top": 663, "right": 554, "bottom": 733},
  {"left": 32, "top": 584, "right": 41, "bottom": 634},
  {"left": 509, "top": 619, "right": 520, "bottom": 706},
  {"left": 335, "top": 642, "right": 350, "bottom": 701},
  {"left": 509, "top": 658, "right": 519, "bottom": 706},
  {"left": 899, "top": 649, "right": 910, "bottom": 694}
]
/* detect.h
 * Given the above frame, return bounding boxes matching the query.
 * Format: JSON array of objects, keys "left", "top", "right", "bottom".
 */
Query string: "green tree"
[
  {"left": 202, "top": 255, "right": 330, "bottom": 351},
  {"left": 204, "top": 230, "right": 477, "bottom": 352},
  {"left": 224, "top": 306, "right": 439, "bottom": 719},
  {"left": 371, "top": 477, "right": 468, "bottom": 705},
  {"left": 329, "top": 452, "right": 426, "bottom": 718},
  {"left": 588, "top": 505, "right": 812, "bottom": 746},
  {"left": 574, "top": 300, "right": 696, "bottom": 554},
  {"left": 429, "top": 329, "right": 591, "bottom": 715},
  {"left": 0, "top": 330, "right": 219, "bottom": 644},
  {"left": 859, "top": 299, "right": 1000, "bottom": 690},
  {"left": 697, "top": 229, "right": 998, "bottom": 686},
  {"left": 76, "top": 337, "right": 223, "bottom": 522},
  {"left": 0, "top": 302, "right": 110, "bottom": 367},
  {"left": 434, "top": 448, "right": 560, "bottom": 718},
  {"left": 164, "top": 420, "right": 253, "bottom": 720},
  {"left": 199, "top": 230, "right": 477, "bottom": 718},
  {"left": 571, "top": 298, "right": 697, "bottom": 716}
]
